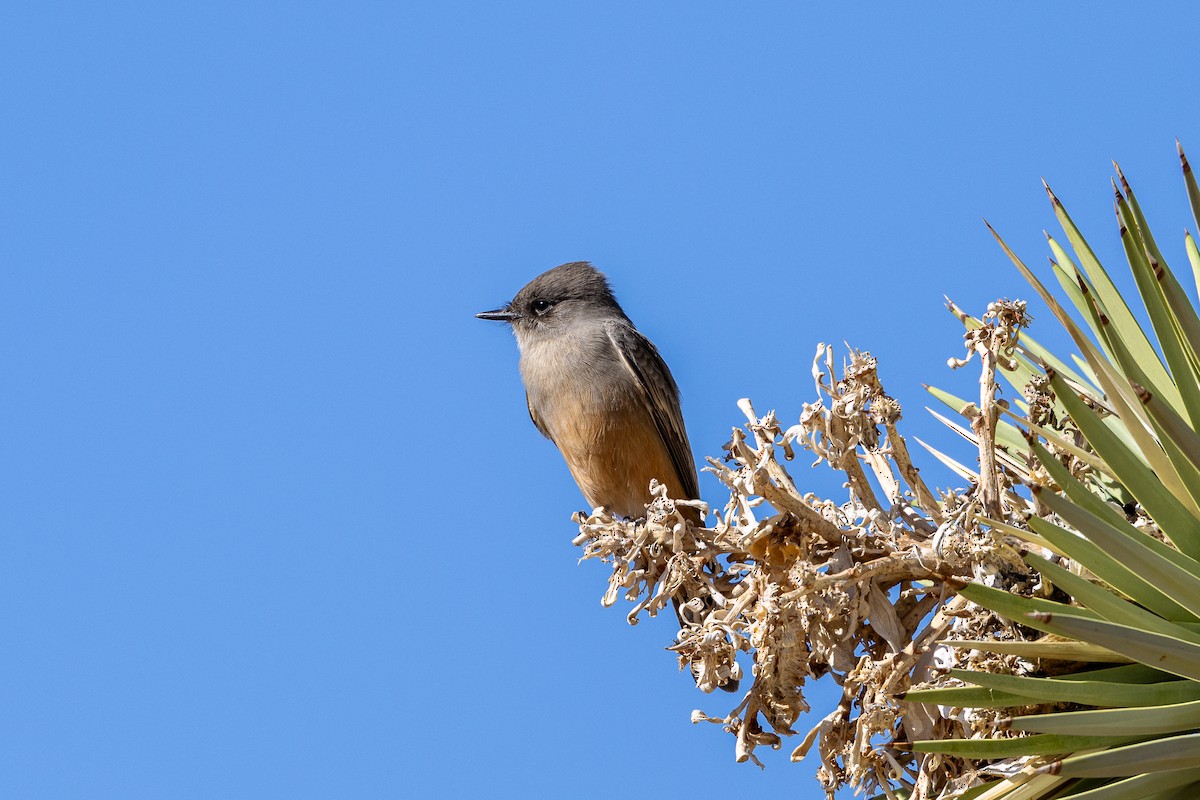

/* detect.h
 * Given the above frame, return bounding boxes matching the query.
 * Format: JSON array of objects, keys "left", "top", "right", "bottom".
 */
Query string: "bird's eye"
[{"left": 531, "top": 299, "right": 554, "bottom": 315}]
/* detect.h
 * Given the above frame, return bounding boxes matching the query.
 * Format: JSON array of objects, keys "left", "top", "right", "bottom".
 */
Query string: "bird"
[
  {"left": 475, "top": 261, "right": 701, "bottom": 525},
  {"left": 477, "top": 262, "right": 738, "bottom": 692}
]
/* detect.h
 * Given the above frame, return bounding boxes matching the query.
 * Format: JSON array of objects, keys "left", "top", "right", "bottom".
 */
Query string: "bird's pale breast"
[{"left": 518, "top": 331, "right": 691, "bottom": 519}]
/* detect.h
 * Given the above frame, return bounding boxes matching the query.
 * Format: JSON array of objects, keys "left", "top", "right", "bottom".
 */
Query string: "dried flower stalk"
[{"left": 573, "top": 300, "right": 1066, "bottom": 800}]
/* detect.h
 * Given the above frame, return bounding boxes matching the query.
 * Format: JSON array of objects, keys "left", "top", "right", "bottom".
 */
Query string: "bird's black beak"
[{"left": 475, "top": 306, "right": 520, "bottom": 322}]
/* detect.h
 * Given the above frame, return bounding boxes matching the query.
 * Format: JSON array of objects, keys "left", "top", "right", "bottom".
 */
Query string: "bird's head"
[{"left": 475, "top": 262, "right": 623, "bottom": 340}]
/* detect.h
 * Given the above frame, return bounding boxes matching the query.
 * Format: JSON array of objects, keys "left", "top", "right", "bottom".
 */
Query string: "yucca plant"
[
  {"left": 569, "top": 144, "right": 1200, "bottom": 800},
  {"left": 905, "top": 143, "right": 1200, "bottom": 800}
]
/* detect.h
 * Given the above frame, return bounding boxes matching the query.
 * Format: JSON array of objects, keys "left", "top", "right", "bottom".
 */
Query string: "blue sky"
[{"left": 3, "top": 4, "right": 1198, "bottom": 798}]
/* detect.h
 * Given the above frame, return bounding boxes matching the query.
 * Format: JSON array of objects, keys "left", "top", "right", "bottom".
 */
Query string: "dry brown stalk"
[{"left": 573, "top": 300, "right": 1069, "bottom": 799}]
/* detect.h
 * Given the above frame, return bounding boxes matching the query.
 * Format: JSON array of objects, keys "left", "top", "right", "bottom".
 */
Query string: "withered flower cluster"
[{"left": 573, "top": 300, "right": 1055, "bottom": 799}]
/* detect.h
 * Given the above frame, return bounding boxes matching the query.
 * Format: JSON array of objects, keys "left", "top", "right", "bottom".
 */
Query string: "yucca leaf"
[
  {"left": 903, "top": 685, "right": 1031, "bottom": 709},
  {"left": 1030, "top": 490, "right": 1200, "bottom": 621},
  {"left": 950, "top": 780, "right": 1008, "bottom": 800},
  {"left": 1142, "top": 245, "right": 1200, "bottom": 390},
  {"left": 924, "top": 384, "right": 971, "bottom": 416},
  {"left": 1135, "top": 380, "right": 1200, "bottom": 466},
  {"left": 1137, "top": 256, "right": 1200, "bottom": 424},
  {"left": 980, "top": 514, "right": 1059, "bottom": 553},
  {"left": 976, "top": 774, "right": 1070, "bottom": 800},
  {"left": 1001, "top": 407, "right": 1114, "bottom": 480},
  {"left": 1023, "top": 553, "right": 1200, "bottom": 645},
  {"left": 943, "top": 666, "right": 1200, "bottom": 707},
  {"left": 1018, "top": 515, "right": 1197, "bottom": 622},
  {"left": 1067, "top": 257, "right": 1195, "bottom": 480},
  {"left": 1083, "top": 305, "right": 1200, "bottom": 511},
  {"left": 1034, "top": 487, "right": 1200, "bottom": 621},
  {"left": 1046, "top": 182, "right": 1177, "bottom": 400},
  {"left": 955, "top": 581, "right": 1101, "bottom": 635},
  {"left": 914, "top": 437, "right": 979, "bottom": 482},
  {"left": 926, "top": 382, "right": 1030, "bottom": 437},
  {"left": 1071, "top": 279, "right": 1189, "bottom": 483},
  {"left": 1061, "top": 293, "right": 1175, "bottom": 481},
  {"left": 1025, "top": 439, "right": 1129, "bottom": 530},
  {"left": 1028, "top": 611, "right": 1200, "bottom": 682},
  {"left": 1058, "top": 768, "right": 1200, "bottom": 800},
  {"left": 1046, "top": 369, "right": 1200, "bottom": 554},
  {"left": 1060, "top": 261, "right": 1121, "bottom": 373},
  {"left": 943, "top": 158, "right": 1200, "bottom": 800},
  {"left": 1114, "top": 194, "right": 1200, "bottom": 426},
  {"left": 1011, "top": 348, "right": 1061, "bottom": 395},
  {"left": 1054, "top": 663, "right": 1178, "bottom": 683},
  {"left": 986, "top": 513, "right": 1183, "bottom": 620},
  {"left": 1047, "top": 239, "right": 1097, "bottom": 342},
  {"left": 1014, "top": 323, "right": 1095, "bottom": 389},
  {"left": 1071, "top": 262, "right": 1172, "bottom": 411},
  {"left": 1070, "top": 353, "right": 1102, "bottom": 388},
  {"left": 1047, "top": 732, "right": 1200, "bottom": 777},
  {"left": 1130, "top": 381, "right": 1200, "bottom": 514},
  {"left": 926, "top": 406, "right": 1029, "bottom": 472},
  {"left": 992, "top": 225, "right": 1180, "bottom": 491},
  {"left": 1027, "top": 437, "right": 1200, "bottom": 608},
  {"left": 1186, "top": 232, "right": 1200, "bottom": 301},
  {"left": 1018, "top": 423, "right": 1133, "bottom": 510},
  {"left": 1115, "top": 163, "right": 1168, "bottom": 269},
  {"left": 940, "top": 639, "right": 1130, "bottom": 663},
  {"left": 1181, "top": 141, "right": 1200, "bottom": 236},
  {"left": 1157, "top": 784, "right": 1200, "bottom": 800},
  {"left": 1009, "top": 697, "right": 1200, "bottom": 736},
  {"left": 946, "top": 295, "right": 982, "bottom": 327},
  {"left": 910, "top": 732, "right": 1138, "bottom": 758}
]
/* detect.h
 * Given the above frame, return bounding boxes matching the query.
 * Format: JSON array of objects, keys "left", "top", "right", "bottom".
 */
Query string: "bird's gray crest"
[
  {"left": 511, "top": 261, "right": 622, "bottom": 314},
  {"left": 475, "top": 262, "right": 625, "bottom": 325}
]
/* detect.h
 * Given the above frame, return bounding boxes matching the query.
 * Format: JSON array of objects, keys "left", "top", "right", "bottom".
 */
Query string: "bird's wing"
[
  {"left": 604, "top": 319, "right": 700, "bottom": 500},
  {"left": 526, "top": 393, "right": 553, "bottom": 441}
]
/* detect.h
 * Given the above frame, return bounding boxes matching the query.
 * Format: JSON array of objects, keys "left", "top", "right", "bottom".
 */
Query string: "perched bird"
[
  {"left": 477, "top": 261, "right": 737, "bottom": 692},
  {"left": 475, "top": 261, "right": 700, "bottom": 525}
]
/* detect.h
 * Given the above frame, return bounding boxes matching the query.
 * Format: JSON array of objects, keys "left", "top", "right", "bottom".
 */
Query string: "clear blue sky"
[{"left": 3, "top": 4, "right": 1198, "bottom": 799}]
